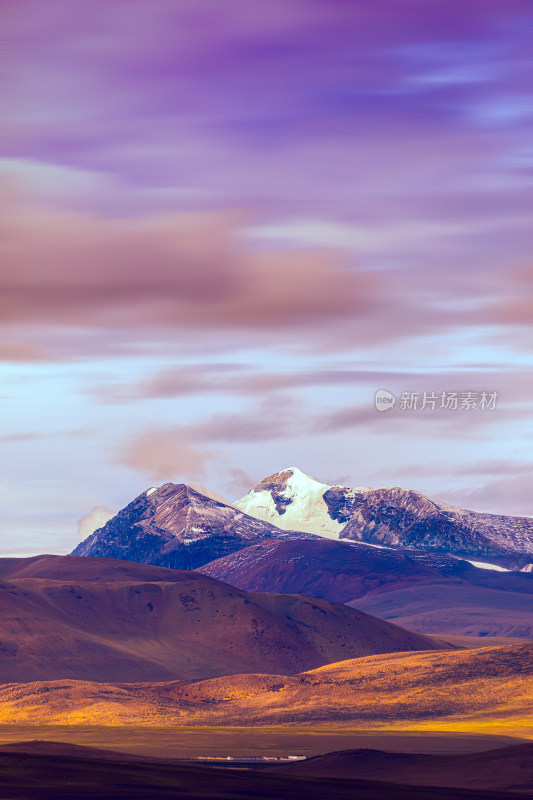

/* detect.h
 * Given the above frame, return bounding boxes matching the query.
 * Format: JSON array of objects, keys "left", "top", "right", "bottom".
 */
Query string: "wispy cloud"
[{"left": 2, "top": 0, "right": 531, "bottom": 550}]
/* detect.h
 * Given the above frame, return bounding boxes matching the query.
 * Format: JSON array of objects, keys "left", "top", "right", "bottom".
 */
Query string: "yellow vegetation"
[{"left": 0, "top": 643, "right": 531, "bottom": 737}]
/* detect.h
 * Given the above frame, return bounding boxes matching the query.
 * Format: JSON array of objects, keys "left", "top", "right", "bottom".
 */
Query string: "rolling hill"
[
  {"left": 198, "top": 538, "right": 533, "bottom": 638},
  {"left": 0, "top": 745, "right": 521, "bottom": 800},
  {"left": 0, "top": 642, "right": 530, "bottom": 731},
  {"left": 273, "top": 742, "right": 533, "bottom": 793},
  {"left": 0, "top": 554, "right": 444, "bottom": 684}
]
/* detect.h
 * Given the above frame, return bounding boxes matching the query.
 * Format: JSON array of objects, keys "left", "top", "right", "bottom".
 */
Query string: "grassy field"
[
  {"left": 0, "top": 725, "right": 524, "bottom": 759},
  {"left": 381, "top": 717, "right": 533, "bottom": 740}
]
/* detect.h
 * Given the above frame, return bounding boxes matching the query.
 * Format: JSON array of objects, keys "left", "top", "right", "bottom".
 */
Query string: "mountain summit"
[
  {"left": 72, "top": 483, "right": 312, "bottom": 570},
  {"left": 235, "top": 467, "right": 370, "bottom": 539},
  {"left": 235, "top": 468, "right": 533, "bottom": 568}
]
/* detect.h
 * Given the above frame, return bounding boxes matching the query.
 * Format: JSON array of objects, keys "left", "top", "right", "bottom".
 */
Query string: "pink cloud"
[
  {"left": 0, "top": 339, "right": 51, "bottom": 362},
  {"left": 77, "top": 506, "right": 113, "bottom": 540},
  {"left": 3, "top": 192, "right": 531, "bottom": 364},
  {"left": 117, "top": 431, "right": 214, "bottom": 482},
  {"left": 222, "top": 467, "right": 256, "bottom": 498},
  {"left": 489, "top": 263, "right": 533, "bottom": 328},
  {"left": 3, "top": 199, "right": 375, "bottom": 335},
  {"left": 439, "top": 475, "right": 533, "bottom": 517}
]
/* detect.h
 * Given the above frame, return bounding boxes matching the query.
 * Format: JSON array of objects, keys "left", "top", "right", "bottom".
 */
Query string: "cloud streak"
[{"left": 3, "top": 200, "right": 377, "bottom": 334}]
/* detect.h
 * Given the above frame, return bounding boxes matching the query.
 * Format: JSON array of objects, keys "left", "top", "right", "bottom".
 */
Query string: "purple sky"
[{"left": 2, "top": 0, "right": 532, "bottom": 555}]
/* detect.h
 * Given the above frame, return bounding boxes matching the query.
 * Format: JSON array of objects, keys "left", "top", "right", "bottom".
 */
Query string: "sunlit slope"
[{"left": 0, "top": 643, "right": 530, "bottom": 735}]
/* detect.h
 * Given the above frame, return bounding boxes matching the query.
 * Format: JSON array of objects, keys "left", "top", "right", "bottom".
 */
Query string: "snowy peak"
[
  {"left": 141, "top": 482, "right": 219, "bottom": 507},
  {"left": 235, "top": 470, "right": 533, "bottom": 568},
  {"left": 72, "top": 480, "right": 314, "bottom": 571},
  {"left": 235, "top": 467, "right": 370, "bottom": 539}
]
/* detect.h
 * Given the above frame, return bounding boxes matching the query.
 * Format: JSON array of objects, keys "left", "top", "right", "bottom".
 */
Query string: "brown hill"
[
  {"left": 0, "top": 554, "right": 444, "bottom": 684},
  {"left": 198, "top": 538, "right": 533, "bottom": 638},
  {"left": 0, "top": 554, "right": 188, "bottom": 582},
  {"left": 0, "top": 749, "right": 520, "bottom": 800},
  {"left": 352, "top": 582, "right": 533, "bottom": 639},
  {"left": 273, "top": 743, "right": 533, "bottom": 793},
  {"left": 0, "top": 740, "right": 145, "bottom": 761},
  {"left": 198, "top": 537, "right": 442, "bottom": 600},
  {"left": 0, "top": 643, "right": 531, "bottom": 731}
]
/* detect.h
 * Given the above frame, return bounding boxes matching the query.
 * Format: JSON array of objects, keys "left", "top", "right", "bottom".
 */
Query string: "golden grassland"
[{"left": 0, "top": 643, "right": 531, "bottom": 738}]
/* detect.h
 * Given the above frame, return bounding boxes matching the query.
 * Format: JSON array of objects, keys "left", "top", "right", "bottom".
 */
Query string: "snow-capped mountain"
[
  {"left": 235, "top": 467, "right": 370, "bottom": 539},
  {"left": 235, "top": 468, "right": 533, "bottom": 569},
  {"left": 72, "top": 483, "right": 314, "bottom": 570},
  {"left": 72, "top": 469, "right": 533, "bottom": 573}
]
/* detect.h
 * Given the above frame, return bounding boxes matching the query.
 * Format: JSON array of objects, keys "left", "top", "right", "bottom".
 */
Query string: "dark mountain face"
[
  {"left": 322, "top": 486, "right": 369, "bottom": 524},
  {"left": 71, "top": 483, "right": 314, "bottom": 570},
  {"left": 198, "top": 537, "right": 456, "bottom": 602},
  {"left": 235, "top": 467, "right": 371, "bottom": 537},
  {"left": 197, "top": 538, "right": 533, "bottom": 639},
  {"left": 250, "top": 469, "right": 296, "bottom": 515},
  {"left": 339, "top": 487, "right": 533, "bottom": 569}
]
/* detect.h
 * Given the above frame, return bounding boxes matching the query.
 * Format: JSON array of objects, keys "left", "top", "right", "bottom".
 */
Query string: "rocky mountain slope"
[
  {"left": 72, "top": 471, "right": 533, "bottom": 573},
  {"left": 0, "top": 554, "right": 445, "bottom": 684},
  {"left": 341, "top": 486, "right": 533, "bottom": 569},
  {"left": 72, "top": 483, "right": 314, "bottom": 570},
  {"left": 198, "top": 537, "right": 463, "bottom": 602},
  {"left": 197, "top": 538, "right": 533, "bottom": 638}
]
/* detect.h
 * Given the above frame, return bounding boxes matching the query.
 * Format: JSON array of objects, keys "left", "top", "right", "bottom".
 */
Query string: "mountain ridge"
[{"left": 72, "top": 469, "right": 533, "bottom": 573}]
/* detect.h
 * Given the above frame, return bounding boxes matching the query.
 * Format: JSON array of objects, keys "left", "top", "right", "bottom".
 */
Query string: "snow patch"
[
  {"left": 146, "top": 487, "right": 157, "bottom": 496},
  {"left": 346, "top": 540, "right": 391, "bottom": 550},
  {"left": 236, "top": 467, "right": 343, "bottom": 539},
  {"left": 465, "top": 559, "right": 510, "bottom": 572}
]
